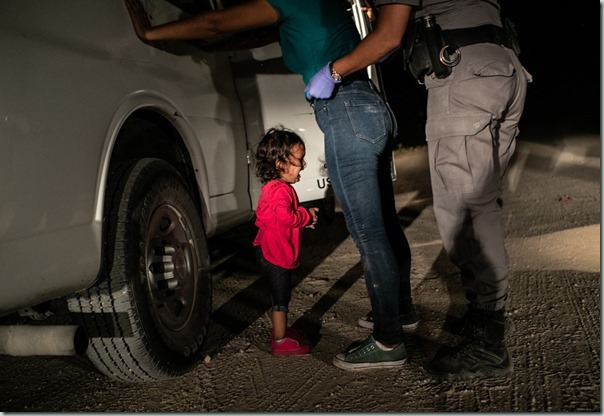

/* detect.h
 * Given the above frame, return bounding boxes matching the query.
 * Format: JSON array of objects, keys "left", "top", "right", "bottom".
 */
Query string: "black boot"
[
  {"left": 449, "top": 305, "right": 514, "bottom": 337},
  {"left": 424, "top": 308, "right": 512, "bottom": 381}
]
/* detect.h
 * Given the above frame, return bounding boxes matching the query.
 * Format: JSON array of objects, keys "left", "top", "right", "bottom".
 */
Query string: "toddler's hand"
[{"left": 306, "top": 207, "right": 319, "bottom": 229}]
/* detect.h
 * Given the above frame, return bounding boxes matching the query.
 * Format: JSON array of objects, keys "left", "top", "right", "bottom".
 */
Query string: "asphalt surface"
[{"left": 0, "top": 128, "right": 600, "bottom": 413}]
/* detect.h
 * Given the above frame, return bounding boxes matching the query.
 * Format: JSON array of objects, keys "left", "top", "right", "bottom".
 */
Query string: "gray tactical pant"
[{"left": 424, "top": 43, "right": 531, "bottom": 311}]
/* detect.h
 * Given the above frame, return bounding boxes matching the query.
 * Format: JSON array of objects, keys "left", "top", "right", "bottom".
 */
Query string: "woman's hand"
[
  {"left": 361, "top": 5, "right": 375, "bottom": 21},
  {"left": 124, "top": 0, "right": 152, "bottom": 41}
]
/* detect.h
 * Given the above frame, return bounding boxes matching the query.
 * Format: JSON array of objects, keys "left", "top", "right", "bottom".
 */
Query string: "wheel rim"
[{"left": 145, "top": 203, "right": 197, "bottom": 333}]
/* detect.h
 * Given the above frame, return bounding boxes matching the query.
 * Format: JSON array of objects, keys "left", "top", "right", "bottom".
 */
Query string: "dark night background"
[{"left": 379, "top": 1, "right": 601, "bottom": 147}]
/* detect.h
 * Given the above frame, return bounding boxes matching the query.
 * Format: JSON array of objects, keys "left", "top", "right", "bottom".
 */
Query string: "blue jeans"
[{"left": 313, "top": 80, "right": 411, "bottom": 345}]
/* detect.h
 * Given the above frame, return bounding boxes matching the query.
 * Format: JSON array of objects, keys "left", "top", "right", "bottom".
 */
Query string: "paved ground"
[{"left": 0, "top": 128, "right": 600, "bottom": 413}]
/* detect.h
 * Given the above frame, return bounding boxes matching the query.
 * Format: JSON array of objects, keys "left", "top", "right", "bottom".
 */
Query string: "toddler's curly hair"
[{"left": 254, "top": 126, "right": 305, "bottom": 184}]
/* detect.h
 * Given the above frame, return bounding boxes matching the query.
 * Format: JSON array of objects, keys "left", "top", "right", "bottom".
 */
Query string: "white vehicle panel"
[{"left": 0, "top": 0, "right": 329, "bottom": 315}]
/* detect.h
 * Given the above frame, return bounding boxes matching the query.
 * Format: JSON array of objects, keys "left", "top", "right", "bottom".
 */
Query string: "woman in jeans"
[{"left": 124, "top": 0, "right": 417, "bottom": 370}]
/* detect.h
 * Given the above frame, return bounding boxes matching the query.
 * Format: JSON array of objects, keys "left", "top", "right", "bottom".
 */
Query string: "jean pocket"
[{"left": 344, "top": 98, "right": 390, "bottom": 144}]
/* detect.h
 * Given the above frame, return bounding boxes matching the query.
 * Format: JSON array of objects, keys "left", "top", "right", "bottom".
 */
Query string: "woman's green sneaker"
[{"left": 333, "top": 336, "right": 407, "bottom": 371}]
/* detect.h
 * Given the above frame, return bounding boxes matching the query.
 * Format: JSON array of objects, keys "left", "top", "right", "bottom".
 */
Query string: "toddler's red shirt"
[{"left": 253, "top": 180, "right": 312, "bottom": 269}]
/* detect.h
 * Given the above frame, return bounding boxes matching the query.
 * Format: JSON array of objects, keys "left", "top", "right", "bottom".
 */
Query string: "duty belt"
[
  {"left": 403, "top": 19, "right": 518, "bottom": 81},
  {"left": 441, "top": 24, "right": 511, "bottom": 49}
]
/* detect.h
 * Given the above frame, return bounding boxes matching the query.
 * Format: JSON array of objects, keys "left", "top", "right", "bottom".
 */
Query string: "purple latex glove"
[{"left": 304, "top": 63, "right": 340, "bottom": 100}]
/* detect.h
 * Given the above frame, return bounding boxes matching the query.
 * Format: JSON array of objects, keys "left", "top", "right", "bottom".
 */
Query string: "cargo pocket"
[
  {"left": 426, "top": 114, "right": 491, "bottom": 141},
  {"left": 427, "top": 114, "right": 494, "bottom": 194},
  {"left": 467, "top": 58, "right": 515, "bottom": 78}
]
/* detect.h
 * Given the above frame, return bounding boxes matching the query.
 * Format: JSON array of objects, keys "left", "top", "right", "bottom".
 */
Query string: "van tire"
[{"left": 68, "top": 158, "right": 211, "bottom": 382}]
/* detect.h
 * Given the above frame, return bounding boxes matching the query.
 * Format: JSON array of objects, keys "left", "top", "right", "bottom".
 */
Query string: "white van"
[{"left": 0, "top": 0, "right": 376, "bottom": 382}]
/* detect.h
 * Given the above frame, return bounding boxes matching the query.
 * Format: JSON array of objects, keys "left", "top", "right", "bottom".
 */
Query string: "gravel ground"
[{"left": 0, "top": 130, "right": 600, "bottom": 413}]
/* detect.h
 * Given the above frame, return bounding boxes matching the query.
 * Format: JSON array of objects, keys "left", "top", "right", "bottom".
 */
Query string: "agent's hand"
[
  {"left": 304, "top": 63, "right": 340, "bottom": 101},
  {"left": 124, "top": 0, "right": 153, "bottom": 41},
  {"left": 306, "top": 207, "right": 319, "bottom": 229}
]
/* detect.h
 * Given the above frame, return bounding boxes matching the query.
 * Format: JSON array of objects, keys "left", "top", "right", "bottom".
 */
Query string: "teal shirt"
[{"left": 266, "top": 0, "right": 361, "bottom": 84}]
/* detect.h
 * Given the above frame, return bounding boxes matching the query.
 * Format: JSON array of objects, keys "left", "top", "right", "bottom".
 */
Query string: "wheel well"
[{"left": 111, "top": 110, "right": 200, "bottom": 202}]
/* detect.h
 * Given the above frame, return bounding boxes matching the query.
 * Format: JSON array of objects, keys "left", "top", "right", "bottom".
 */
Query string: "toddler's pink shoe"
[
  {"left": 270, "top": 327, "right": 308, "bottom": 343},
  {"left": 271, "top": 337, "right": 310, "bottom": 356}
]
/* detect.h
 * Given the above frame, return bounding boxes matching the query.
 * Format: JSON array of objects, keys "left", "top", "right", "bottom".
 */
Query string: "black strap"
[{"left": 442, "top": 24, "right": 510, "bottom": 49}]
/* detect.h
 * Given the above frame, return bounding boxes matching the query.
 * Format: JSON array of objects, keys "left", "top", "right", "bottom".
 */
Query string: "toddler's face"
[{"left": 279, "top": 144, "right": 306, "bottom": 184}]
